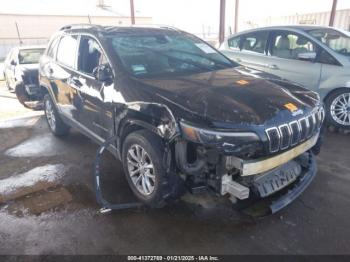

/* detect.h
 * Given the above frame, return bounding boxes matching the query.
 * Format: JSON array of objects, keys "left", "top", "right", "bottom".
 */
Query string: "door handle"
[
  {"left": 267, "top": 64, "right": 278, "bottom": 69},
  {"left": 236, "top": 58, "right": 242, "bottom": 62},
  {"left": 70, "top": 77, "right": 83, "bottom": 88}
]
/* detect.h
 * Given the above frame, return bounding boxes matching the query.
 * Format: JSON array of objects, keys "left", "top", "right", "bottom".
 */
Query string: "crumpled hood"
[{"left": 131, "top": 66, "right": 319, "bottom": 127}]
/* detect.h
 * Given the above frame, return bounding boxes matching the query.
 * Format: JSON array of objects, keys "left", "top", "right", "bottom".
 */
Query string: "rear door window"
[
  {"left": 56, "top": 35, "right": 79, "bottom": 68},
  {"left": 241, "top": 31, "right": 269, "bottom": 54},
  {"left": 228, "top": 36, "right": 241, "bottom": 50}
]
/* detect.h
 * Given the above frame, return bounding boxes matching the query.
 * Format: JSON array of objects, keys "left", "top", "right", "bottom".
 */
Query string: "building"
[
  {"left": 239, "top": 8, "right": 350, "bottom": 32},
  {"left": 0, "top": 11, "right": 152, "bottom": 59}
]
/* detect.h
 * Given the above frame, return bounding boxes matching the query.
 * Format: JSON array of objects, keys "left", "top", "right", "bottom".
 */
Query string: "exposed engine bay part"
[
  {"left": 175, "top": 140, "right": 206, "bottom": 175},
  {"left": 221, "top": 174, "right": 249, "bottom": 200}
]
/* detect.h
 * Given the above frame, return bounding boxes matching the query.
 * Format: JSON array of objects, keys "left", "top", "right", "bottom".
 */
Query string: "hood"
[{"left": 126, "top": 66, "right": 319, "bottom": 128}]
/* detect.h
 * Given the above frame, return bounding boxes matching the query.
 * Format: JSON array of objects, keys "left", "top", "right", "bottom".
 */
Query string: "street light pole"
[
  {"left": 219, "top": 0, "right": 226, "bottom": 44},
  {"left": 130, "top": 0, "right": 135, "bottom": 25},
  {"left": 234, "top": 0, "right": 239, "bottom": 33},
  {"left": 329, "top": 0, "right": 338, "bottom": 27}
]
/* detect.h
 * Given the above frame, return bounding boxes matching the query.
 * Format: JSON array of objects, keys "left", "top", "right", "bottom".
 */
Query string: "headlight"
[{"left": 180, "top": 121, "right": 259, "bottom": 145}]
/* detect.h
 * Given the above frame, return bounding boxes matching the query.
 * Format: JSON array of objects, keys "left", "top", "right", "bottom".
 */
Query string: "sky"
[{"left": 1, "top": 0, "right": 350, "bottom": 35}]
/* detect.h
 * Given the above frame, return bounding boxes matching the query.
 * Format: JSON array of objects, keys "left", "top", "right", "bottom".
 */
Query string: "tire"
[
  {"left": 325, "top": 88, "right": 350, "bottom": 129},
  {"left": 122, "top": 130, "right": 182, "bottom": 208},
  {"left": 14, "top": 83, "right": 32, "bottom": 108},
  {"left": 4, "top": 75, "right": 11, "bottom": 90},
  {"left": 44, "top": 94, "right": 70, "bottom": 136}
]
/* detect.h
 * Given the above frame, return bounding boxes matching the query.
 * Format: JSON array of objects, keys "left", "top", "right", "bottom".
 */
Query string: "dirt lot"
[{"left": 0, "top": 82, "right": 350, "bottom": 255}]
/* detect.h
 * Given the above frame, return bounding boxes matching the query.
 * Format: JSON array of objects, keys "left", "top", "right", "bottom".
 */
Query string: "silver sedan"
[{"left": 220, "top": 25, "right": 350, "bottom": 128}]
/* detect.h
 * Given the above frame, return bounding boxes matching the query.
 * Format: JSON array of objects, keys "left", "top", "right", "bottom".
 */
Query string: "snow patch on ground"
[
  {"left": 5, "top": 133, "right": 63, "bottom": 157},
  {"left": 0, "top": 164, "right": 66, "bottom": 195}
]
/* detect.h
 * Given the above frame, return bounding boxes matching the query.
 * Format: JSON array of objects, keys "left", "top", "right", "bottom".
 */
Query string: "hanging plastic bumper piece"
[{"left": 94, "top": 135, "right": 143, "bottom": 213}]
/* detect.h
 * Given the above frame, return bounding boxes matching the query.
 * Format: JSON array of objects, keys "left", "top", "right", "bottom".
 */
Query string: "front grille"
[
  {"left": 266, "top": 127, "right": 280, "bottom": 153},
  {"left": 265, "top": 107, "right": 324, "bottom": 153}
]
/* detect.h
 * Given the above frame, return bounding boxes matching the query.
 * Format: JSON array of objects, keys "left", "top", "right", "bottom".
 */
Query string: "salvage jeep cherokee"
[{"left": 39, "top": 24, "right": 324, "bottom": 213}]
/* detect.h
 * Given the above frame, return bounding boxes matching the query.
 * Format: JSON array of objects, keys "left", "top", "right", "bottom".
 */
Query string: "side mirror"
[
  {"left": 93, "top": 64, "right": 113, "bottom": 83},
  {"left": 10, "top": 60, "right": 17, "bottom": 66},
  {"left": 297, "top": 52, "right": 316, "bottom": 61}
]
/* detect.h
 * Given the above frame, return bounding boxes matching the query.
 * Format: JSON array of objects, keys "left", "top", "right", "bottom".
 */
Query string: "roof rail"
[
  {"left": 131, "top": 24, "right": 181, "bottom": 31},
  {"left": 60, "top": 24, "right": 105, "bottom": 31}
]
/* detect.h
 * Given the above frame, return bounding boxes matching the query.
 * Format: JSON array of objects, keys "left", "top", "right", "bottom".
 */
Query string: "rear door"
[
  {"left": 264, "top": 30, "right": 322, "bottom": 91},
  {"left": 75, "top": 35, "right": 115, "bottom": 140},
  {"left": 51, "top": 34, "right": 81, "bottom": 122},
  {"left": 223, "top": 31, "right": 270, "bottom": 72}
]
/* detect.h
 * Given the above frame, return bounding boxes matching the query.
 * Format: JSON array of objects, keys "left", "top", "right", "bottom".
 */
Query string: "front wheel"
[
  {"left": 44, "top": 94, "right": 70, "bottom": 136},
  {"left": 122, "top": 130, "right": 182, "bottom": 208},
  {"left": 325, "top": 89, "right": 350, "bottom": 129}
]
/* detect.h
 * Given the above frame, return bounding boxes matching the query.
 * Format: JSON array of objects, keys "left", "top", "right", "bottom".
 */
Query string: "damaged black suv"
[{"left": 39, "top": 24, "right": 324, "bottom": 214}]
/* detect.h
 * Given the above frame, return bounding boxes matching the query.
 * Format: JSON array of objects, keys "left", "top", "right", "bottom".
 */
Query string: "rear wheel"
[
  {"left": 122, "top": 130, "right": 182, "bottom": 208},
  {"left": 44, "top": 94, "right": 70, "bottom": 136},
  {"left": 325, "top": 89, "right": 350, "bottom": 129},
  {"left": 14, "top": 83, "right": 31, "bottom": 108}
]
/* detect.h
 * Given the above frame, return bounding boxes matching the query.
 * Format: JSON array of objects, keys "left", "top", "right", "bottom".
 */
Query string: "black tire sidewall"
[
  {"left": 325, "top": 89, "right": 350, "bottom": 129},
  {"left": 15, "top": 83, "right": 30, "bottom": 107},
  {"left": 44, "top": 94, "right": 70, "bottom": 136},
  {"left": 122, "top": 130, "right": 167, "bottom": 207}
]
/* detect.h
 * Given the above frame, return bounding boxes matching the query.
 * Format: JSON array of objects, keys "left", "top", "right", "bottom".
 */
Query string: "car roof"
[
  {"left": 227, "top": 25, "right": 341, "bottom": 38},
  {"left": 59, "top": 24, "right": 184, "bottom": 37},
  {"left": 16, "top": 45, "right": 46, "bottom": 50}
]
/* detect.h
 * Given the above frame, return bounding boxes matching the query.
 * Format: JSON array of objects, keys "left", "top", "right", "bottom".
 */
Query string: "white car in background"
[{"left": 220, "top": 26, "right": 350, "bottom": 128}]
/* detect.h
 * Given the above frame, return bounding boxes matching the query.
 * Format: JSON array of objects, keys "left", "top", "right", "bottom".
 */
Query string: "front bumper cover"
[
  {"left": 269, "top": 152, "right": 316, "bottom": 213},
  {"left": 238, "top": 152, "right": 317, "bottom": 215}
]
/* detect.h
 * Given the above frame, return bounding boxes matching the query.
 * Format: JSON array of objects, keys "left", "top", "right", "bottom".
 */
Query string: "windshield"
[
  {"left": 107, "top": 32, "right": 235, "bottom": 77},
  {"left": 307, "top": 28, "right": 350, "bottom": 56},
  {"left": 18, "top": 48, "right": 45, "bottom": 64}
]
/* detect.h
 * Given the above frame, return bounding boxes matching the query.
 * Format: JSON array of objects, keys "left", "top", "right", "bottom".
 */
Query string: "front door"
[{"left": 75, "top": 35, "right": 115, "bottom": 140}]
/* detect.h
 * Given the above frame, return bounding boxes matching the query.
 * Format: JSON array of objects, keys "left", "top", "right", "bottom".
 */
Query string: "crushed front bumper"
[
  {"left": 269, "top": 153, "right": 316, "bottom": 213},
  {"left": 232, "top": 152, "right": 317, "bottom": 215}
]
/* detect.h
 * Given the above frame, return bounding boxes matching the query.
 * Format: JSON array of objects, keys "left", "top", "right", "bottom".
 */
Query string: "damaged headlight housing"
[{"left": 180, "top": 121, "right": 259, "bottom": 147}]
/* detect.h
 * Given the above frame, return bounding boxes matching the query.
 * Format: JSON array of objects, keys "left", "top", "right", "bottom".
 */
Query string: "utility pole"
[
  {"left": 234, "top": 0, "right": 239, "bottom": 33},
  {"left": 219, "top": 0, "right": 226, "bottom": 44},
  {"left": 15, "top": 22, "right": 23, "bottom": 45},
  {"left": 329, "top": 0, "right": 338, "bottom": 26},
  {"left": 130, "top": 0, "right": 135, "bottom": 25}
]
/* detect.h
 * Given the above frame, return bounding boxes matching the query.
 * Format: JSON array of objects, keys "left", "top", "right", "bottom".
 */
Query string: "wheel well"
[
  {"left": 118, "top": 123, "right": 144, "bottom": 155},
  {"left": 323, "top": 87, "right": 350, "bottom": 103}
]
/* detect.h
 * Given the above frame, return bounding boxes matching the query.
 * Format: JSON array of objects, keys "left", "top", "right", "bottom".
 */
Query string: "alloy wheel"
[
  {"left": 330, "top": 92, "right": 350, "bottom": 126},
  {"left": 45, "top": 99, "right": 56, "bottom": 130},
  {"left": 127, "top": 144, "right": 155, "bottom": 196}
]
